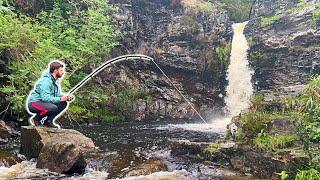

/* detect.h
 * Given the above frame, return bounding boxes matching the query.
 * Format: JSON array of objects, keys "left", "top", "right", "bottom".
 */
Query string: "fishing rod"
[
  {"left": 68, "top": 54, "right": 153, "bottom": 95},
  {"left": 65, "top": 54, "right": 208, "bottom": 124}
]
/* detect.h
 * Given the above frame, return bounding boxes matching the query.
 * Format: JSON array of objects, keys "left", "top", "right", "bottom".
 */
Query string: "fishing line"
[{"left": 63, "top": 54, "right": 207, "bottom": 125}]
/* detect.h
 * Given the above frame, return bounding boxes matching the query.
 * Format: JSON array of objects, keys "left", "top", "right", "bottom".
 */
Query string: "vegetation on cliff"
[
  {"left": 230, "top": 76, "right": 320, "bottom": 179},
  {"left": 260, "top": 0, "right": 320, "bottom": 27}
]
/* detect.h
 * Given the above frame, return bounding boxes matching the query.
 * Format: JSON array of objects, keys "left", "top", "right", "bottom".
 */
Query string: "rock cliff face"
[
  {"left": 246, "top": 0, "right": 320, "bottom": 91},
  {"left": 101, "top": 0, "right": 233, "bottom": 120}
]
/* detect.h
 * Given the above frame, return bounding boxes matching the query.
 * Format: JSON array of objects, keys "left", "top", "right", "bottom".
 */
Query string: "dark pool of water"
[{"left": 64, "top": 118, "right": 220, "bottom": 152}]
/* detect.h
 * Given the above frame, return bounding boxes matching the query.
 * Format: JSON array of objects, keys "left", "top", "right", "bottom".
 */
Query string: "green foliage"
[
  {"left": 260, "top": 1, "right": 319, "bottom": 28},
  {"left": 232, "top": 76, "right": 320, "bottom": 177},
  {"left": 234, "top": 127, "right": 245, "bottom": 140},
  {"left": 246, "top": 37, "right": 255, "bottom": 48},
  {"left": 113, "top": 87, "right": 151, "bottom": 113},
  {"left": 69, "top": 105, "right": 86, "bottom": 115},
  {"left": 295, "top": 169, "right": 320, "bottom": 180},
  {"left": 277, "top": 171, "right": 289, "bottom": 180},
  {"left": 0, "top": 9, "right": 59, "bottom": 114},
  {"left": 261, "top": 14, "right": 282, "bottom": 27},
  {"left": 312, "top": 10, "right": 320, "bottom": 28},
  {"left": 87, "top": 108, "right": 122, "bottom": 122},
  {"left": 249, "top": 50, "right": 269, "bottom": 64},
  {"left": 253, "top": 133, "right": 296, "bottom": 152},
  {"left": 214, "top": 42, "right": 231, "bottom": 63},
  {"left": 195, "top": 1, "right": 216, "bottom": 14},
  {"left": 0, "top": 0, "right": 119, "bottom": 119},
  {"left": 207, "top": 42, "right": 231, "bottom": 76},
  {"left": 204, "top": 143, "right": 220, "bottom": 153},
  {"left": 249, "top": 94, "right": 265, "bottom": 112},
  {"left": 67, "top": 76, "right": 151, "bottom": 121},
  {"left": 236, "top": 111, "right": 274, "bottom": 139},
  {"left": 284, "top": 76, "right": 320, "bottom": 142},
  {"left": 215, "top": 0, "right": 252, "bottom": 22}
]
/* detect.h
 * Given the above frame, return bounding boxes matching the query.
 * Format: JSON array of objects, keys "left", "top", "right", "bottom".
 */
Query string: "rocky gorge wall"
[
  {"left": 246, "top": 0, "right": 320, "bottom": 91},
  {"left": 98, "top": 0, "right": 234, "bottom": 120},
  {"left": 96, "top": 0, "right": 319, "bottom": 120}
]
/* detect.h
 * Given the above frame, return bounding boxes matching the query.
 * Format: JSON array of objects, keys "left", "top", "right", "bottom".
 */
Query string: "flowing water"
[
  {"left": 0, "top": 22, "right": 254, "bottom": 179},
  {"left": 225, "top": 21, "right": 253, "bottom": 117},
  {"left": 0, "top": 119, "right": 249, "bottom": 179}
]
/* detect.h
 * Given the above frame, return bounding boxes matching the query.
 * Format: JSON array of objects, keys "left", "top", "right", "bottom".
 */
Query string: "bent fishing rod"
[
  {"left": 66, "top": 54, "right": 208, "bottom": 124},
  {"left": 68, "top": 54, "right": 153, "bottom": 95}
]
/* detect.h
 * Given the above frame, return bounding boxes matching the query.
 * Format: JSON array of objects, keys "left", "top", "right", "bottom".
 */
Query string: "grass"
[
  {"left": 295, "top": 168, "right": 320, "bottom": 180},
  {"left": 253, "top": 134, "right": 296, "bottom": 152},
  {"left": 261, "top": 14, "right": 282, "bottom": 27}
]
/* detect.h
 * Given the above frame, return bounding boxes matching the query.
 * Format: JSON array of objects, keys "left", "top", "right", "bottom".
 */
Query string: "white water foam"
[
  {"left": 156, "top": 117, "right": 231, "bottom": 134},
  {"left": 0, "top": 160, "right": 108, "bottom": 180},
  {"left": 113, "top": 169, "right": 197, "bottom": 180}
]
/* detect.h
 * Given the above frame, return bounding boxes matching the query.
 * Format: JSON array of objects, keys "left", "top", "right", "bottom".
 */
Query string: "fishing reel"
[{"left": 67, "top": 94, "right": 75, "bottom": 102}]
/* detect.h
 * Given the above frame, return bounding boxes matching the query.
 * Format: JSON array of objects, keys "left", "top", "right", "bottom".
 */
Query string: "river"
[
  {"left": 0, "top": 21, "right": 254, "bottom": 179},
  {"left": 1, "top": 118, "right": 256, "bottom": 179}
]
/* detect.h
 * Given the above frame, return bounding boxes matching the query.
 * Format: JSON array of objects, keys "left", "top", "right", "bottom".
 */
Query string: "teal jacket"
[{"left": 27, "top": 70, "right": 63, "bottom": 104}]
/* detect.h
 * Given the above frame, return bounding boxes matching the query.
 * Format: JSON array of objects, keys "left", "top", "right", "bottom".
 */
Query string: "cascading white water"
[
  {"left": 225, "top": 21, "right": 253, "bottom": 117},
  {"left": 158, "top": 21, "right": 253, "bottom": 134}
]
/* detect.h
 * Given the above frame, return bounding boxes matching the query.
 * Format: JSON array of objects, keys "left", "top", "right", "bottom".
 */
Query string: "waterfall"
[
  {"left": 225, "top": 21, "right": 253, "bottom": 117},
  {"left": 157, "top": 21, "right": 253, "bottom": 134}
]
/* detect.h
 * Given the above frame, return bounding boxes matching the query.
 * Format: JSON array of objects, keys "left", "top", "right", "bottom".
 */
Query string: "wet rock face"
[
  {"left": 125, "top": 159, "right": 168, "bottom": 177},
  {"left": 246, "top": 1, "right": 320, "bottom": 91},
  {"left": 172, "top": 140, "right": 309, "bottom": 179},
  {"left": 106, "top": 150, "right": 168, "bottom": 179},
  {"left": 0, "top": 120, "right": 19, "bottom": 140},
  {"left": 100, "top": 0, "right": 233, "bottom": 120},
  {"left": 20, "top": 126, "right": 96, "bottom": 174}
]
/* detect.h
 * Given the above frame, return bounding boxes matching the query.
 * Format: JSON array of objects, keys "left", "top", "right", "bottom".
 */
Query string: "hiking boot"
[
  {"left": 32, "top": 118, "right": 40, "bottom": 126},
  {"left": 44, "top": 120, "right": 57, "bottom": 128}
]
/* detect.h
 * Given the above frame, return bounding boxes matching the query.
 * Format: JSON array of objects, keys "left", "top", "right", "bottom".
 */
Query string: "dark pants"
[{"left": 28, "top": 101, "right": 67, "bottom": 123}]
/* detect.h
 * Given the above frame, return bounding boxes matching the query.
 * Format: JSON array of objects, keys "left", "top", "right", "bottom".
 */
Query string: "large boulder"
[{"left": 20, "top": 126, "right": 95, "bottom": 174}]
